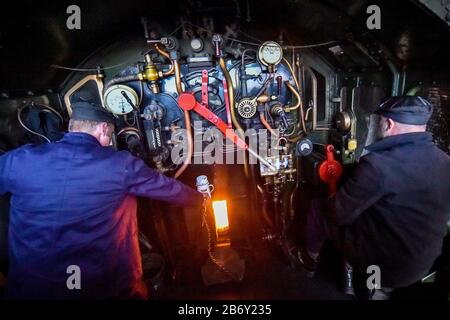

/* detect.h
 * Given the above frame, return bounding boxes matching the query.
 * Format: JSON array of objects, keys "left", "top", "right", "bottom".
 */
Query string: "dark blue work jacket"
[
  {"left": 0, "top": 132, "right": 203, "bottom": 299},
  {"left": 331, "top": 132, "right": 450, "bottom": 288}
]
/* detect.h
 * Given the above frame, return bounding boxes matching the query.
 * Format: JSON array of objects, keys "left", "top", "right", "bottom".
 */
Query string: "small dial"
[
  {"left": 190, "top": 38, "right": 204, "bottom": 52},
  {"left": 103, "top": 84, "right": 138, "bottom": 115},
  {"left": 258, "top": 41, "right": 283, "bottom": 66}
]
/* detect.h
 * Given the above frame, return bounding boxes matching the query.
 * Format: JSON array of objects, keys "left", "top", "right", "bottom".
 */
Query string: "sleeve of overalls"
[
  {"left": 327, "top": 154, "right": 385, "bottom": 226},
  {"left": 0, "top": 152, "right": 13, "bottom": 196},
  {"left": 123, "top": 153, "right": 203, "bottom": 207}
]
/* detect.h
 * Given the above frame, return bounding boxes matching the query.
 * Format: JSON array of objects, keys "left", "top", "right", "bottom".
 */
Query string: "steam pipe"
[
  {"left": 173, "top": 59, "right": 183, "bottom": 94},
  {"left": 104, "top": 74, "right": 140, "bottom": 91},
  {"left": 219, "top": 56, "right": 250, "bottom": 177},
  {"left": 259, "top": 111, "right": 279, "bottom": 137},
  {"left": 154, "top": 44, "right": 175, "bottom": 77},
  {"left": 219, "top": 57, "right": 242, "bottom": 135},
  {"left": 284, "top": 80, "right": 306, "bottom": 133},
  {"left": 173, "top": 58, "right": 193, "bottom": 179},
  {"left": 386, "top": 60, "right": 400, "bottom": 96}
]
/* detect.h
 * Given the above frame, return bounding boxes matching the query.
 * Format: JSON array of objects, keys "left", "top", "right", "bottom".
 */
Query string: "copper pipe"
[
  {"left": 259, "top": 111, "right": 279, "bottom": 137},
  {"left": 219, "top": 57, "right": 242, "bottom": 135},
  {"left": 285, "top": 81, "right": 306, "bottom": 133},
  {"left": 155, "top": 44, "right": 175, "bottom": 76},
  {"left": 173, "top": 59, "right": 183, "bottom": 94},
  {"left": 219, "top": 56, "right": 249, "bottom": 177},
  {"left": 284, "top": 81, "right": 301, "bottom": 111},
  {"left": 117, "top": 127, "right": 142, "bottom": 137},
  {"left": 173, "top": 58, "right": 193, "bottom": 179},
  {"left": 282, "top": 58, "right": 300, "bottom": 90}
]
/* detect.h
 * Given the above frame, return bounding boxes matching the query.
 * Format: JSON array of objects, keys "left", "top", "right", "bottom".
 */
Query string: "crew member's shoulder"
[
  {"left": 358, "top": 152, "right": 384, "bottom": 171},
  {"left": 3, "top": 143, "right": 43, "bottom": 158},
  {"left": 431, "top": 145, "right": 450, "bottom": 166}
]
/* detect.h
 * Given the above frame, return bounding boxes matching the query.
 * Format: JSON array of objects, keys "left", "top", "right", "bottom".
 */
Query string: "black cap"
[
  {"left": 374, "top": 96, "right": 433, "bottom": 125},
  {"left": 71, "top": 102, "right": 116, "bottom": 125}
]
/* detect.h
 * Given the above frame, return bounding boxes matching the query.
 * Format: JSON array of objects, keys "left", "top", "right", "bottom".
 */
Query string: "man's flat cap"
[
  {"left": 71, "top": 102, "right": 116, "bottom": 125},
  {"left": 374, "top": 96, "right": 433, "bottom": 125}
]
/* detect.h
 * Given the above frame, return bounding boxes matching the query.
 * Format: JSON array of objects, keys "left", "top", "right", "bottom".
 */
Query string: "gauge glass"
[
  {"left": 190, "top": 38, "right": 203, "bottom": 52},
  {"left": 258, "top": 41, "right": 283, "bottom": 66},
  {"left": 103, "top": 84, "right": 138, "bottom": 115}
]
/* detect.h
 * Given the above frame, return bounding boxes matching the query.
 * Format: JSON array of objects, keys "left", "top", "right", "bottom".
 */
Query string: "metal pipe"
[
  {"left": 104, "top": 74, "right": 140, "bottom": 91},
  {"left": 386, "top": 60, "right": 400, "bottom": 96},
  {"left": 303, "top": 65, "right": 318, "bottom": 130},
  {"left": 219, "top": 57, "right": 242, "bottom": 135},
  {"left": 400, "top": 69, "right": 407, "bottom": 96},
  {"left": 173, "top": 58, "right": 193, "bottom": 179},
  {"left": 282, "top": 58, "right": 300, "bottom": 90},
  {"left": 155, "top": 44, "right": 175, "bottom": 77},
  {"left": 284, "top": 80, "right": 306, "bottom": 133},
  {"left": 247, "top": 147, "right": 276, "bottom": 172},
  {"left": 173, "top": 59, "right": 183, "bottom": 94},
  {"left": 219, "top": 56, "right": 250, "bottom": 177},
  {"left": 259, "top": 111, "right": 279, "bottom": 137}
]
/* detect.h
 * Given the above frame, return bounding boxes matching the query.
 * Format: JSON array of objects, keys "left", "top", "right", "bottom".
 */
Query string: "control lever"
[
  {"left": 201, "top": 70, "right": 209, "bottom": 108},
  {"left": 318, "top": 145, "right": 343, "bottom": 197},
  {"left": 276, "top": 76, "right": 282, "bottom": 96},
  {"left": 212, "top": 34, "right": 224, "bottom": 57},
  {"left": 178, "top": 93, "right": 276, "bottom": 172}
]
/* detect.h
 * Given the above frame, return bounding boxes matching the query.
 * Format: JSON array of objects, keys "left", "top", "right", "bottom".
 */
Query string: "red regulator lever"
[
  {"left": 318, "top": 145, "right": 343, "bottom": 197},
  {"left": 178, "top": 92, "right": 248, "bottom": 150},
  {"left": 201, "top": 70, "right": 209, "bottom": 108}
]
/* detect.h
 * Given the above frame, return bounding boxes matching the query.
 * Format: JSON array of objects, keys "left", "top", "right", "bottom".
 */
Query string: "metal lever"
[
  {"left": 201, "top": 70, "right": 209, "bottom": 108},
  {"left": 178, "top": 93, "right": 276, "bottom": 172}
]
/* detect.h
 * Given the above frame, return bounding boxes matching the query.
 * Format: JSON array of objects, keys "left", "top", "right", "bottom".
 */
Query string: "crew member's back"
[{"left": 0, "top": 104, "right": 202, "bottom": 299}]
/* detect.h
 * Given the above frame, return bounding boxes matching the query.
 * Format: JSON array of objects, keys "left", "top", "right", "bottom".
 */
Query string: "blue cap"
[
  {"left": 374, "top": 96, "right": 433, "bottom": 125},
  {"left": 71, "top": 102, "right": 116, "bottom": 125}
]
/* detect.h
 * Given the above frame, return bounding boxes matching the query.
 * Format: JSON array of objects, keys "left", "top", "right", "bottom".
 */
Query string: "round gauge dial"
[
  {"left": 103, "top": 84, "right": 138, "bottom": 115},
  {"left": 190, "top": 38, "right": 204, "bottom": 52},
  {"left": 258, "top": 41, "right": 283, "bottom": 66}
]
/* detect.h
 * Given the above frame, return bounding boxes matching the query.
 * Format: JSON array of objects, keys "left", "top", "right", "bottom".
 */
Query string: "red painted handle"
[
  {"left": 178, "top": 93, "right": 248, "bottom": 150},
  {"left": 319, "top": 145, "right": 343, "bottom": 196}
]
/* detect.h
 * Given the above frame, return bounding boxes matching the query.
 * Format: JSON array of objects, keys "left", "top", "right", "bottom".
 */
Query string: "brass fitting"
[
  {"left": 138, "top": 53, "right": 159, "bottom": 82},
  {"left": 347, "top": 138, "right": 357, "bottom": 152},
  {"left": 256, "top": 93, "right": 270, "bottom": 104}
]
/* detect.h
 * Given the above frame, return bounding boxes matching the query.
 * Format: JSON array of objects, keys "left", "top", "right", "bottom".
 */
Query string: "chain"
[{"left": 201, "top": 204, "right": 239, "bottom": 281}]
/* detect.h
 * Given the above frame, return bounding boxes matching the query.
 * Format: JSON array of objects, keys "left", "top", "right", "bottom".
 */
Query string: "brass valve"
[{"left": 138, "top": 53, "right": 159, "bottom": 82}]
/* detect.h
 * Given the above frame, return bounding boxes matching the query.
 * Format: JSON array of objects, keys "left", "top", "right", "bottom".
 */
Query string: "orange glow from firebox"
[{"left": 212, "top": 200, "right": 229, "bottom": 232}]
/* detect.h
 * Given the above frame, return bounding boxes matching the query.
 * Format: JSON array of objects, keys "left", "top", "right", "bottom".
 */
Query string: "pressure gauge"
[
  {"left": 103, "top": 84, "right": 138, "bottom": 115},
  {"left": 190, "top": 38, "right": 204, "bottom": 52},
  {"left": 257, "top": 41, "right": 283, "bottom": 66}
]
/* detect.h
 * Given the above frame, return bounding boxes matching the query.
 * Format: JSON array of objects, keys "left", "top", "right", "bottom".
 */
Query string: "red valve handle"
[
  {"left": 201, "top": 70, "right": 209, "bottom": 108},
  {"left": 318, "top": 145, "right": 343, "bottom": 196},
  {"left": 178, "top": 93, "right": 248, "bottom": 150}
]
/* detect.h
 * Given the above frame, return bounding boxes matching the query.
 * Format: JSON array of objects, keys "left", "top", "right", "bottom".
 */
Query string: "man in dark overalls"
[
  {"left": 298, "top": 96, "right": 450, "bottom": 299},
  {"left": 0, "top": 102, "right": 203, "bottom": 299}
]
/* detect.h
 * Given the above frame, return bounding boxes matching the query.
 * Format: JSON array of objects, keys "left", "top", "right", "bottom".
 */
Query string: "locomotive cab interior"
[{"left": 0, "top": 0, "right": 449, "bottom": 300}]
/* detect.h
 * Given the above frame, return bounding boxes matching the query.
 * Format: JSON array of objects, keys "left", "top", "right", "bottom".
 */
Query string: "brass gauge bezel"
[
  {"left": 257, "top": 41, "right": 283, "bottom": 67},
  {"left": 103, "top": 84, "right": 139, "bottom": 115}
]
